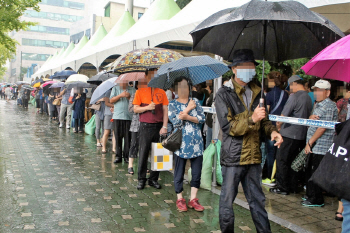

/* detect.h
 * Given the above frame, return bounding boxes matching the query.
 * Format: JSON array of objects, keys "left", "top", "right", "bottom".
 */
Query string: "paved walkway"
[{"left": 0, "top": 100, "right": 334, "bottom": 232}]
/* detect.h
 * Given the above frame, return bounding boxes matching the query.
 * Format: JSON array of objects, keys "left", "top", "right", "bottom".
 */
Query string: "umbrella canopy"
[
  {"left": 49, "top": 82, "right": 65, "bottom": 89},
  {"left": 115, "top": 72, "right": 146, "bottom": 83},
  {"left": 22, "top": 85, "right": 34, "bottom": 91},
  {"left": 110, "top": 48, "right": 183, "bottom": 74},
  {"left": 66, "top": 74, "right": 89, "bottom": 84},
  {"left": 16, "top": 81, "right": 30, "bottom": 85},
  {"left": 301, "top": 34, "right": 350, "bottom": 82},
  {"left": 51, "top": 70, "right": 77, "bottom": 80},
  {"left": 42, "top": 81, "right": 56, "bottom": 87},
  {"left": 66, "top": 81, "right": 96, "bottom": 90},
  {"left": 148, "top": 55, "right": 230, "bottom": 90},
  {"left": 31, "top": 79, "right": 44, "bottom": 86},
  {"left": 190, "top": 0, "right": 344, "bottom": 62},
  {"left": 88, "top": 72, "right": 118, "bottom": 84},
  {"left": 33, "top": 82, "right": 41, "bottom": 88},
  {"left": 90, "top": 76, "right": 119, "bottom": 105}
]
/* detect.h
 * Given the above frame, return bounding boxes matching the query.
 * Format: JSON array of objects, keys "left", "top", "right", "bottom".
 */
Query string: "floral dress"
[{"left": 168, "top": 98, "right": 205, "bottom": 159}]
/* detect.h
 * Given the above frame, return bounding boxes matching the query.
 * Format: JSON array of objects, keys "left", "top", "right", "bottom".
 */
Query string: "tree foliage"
[
  {"left": 0, "top": 0, "right": 40, "bottom": 80},
  {"left": 176, "top": 0, "right": 192, "bottom": 9}
]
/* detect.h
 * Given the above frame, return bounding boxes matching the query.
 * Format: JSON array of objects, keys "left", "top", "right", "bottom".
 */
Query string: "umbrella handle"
[{"left": 259, "top": 98, "right": 264, "bottom": 108}]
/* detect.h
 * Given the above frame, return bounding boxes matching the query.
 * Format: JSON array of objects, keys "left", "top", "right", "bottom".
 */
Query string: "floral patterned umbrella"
[{"left": 110, "top": 48, "right": 183, "bottom": 74}]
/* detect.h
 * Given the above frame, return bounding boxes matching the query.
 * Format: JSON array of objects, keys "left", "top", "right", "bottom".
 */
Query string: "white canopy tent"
[{"left": 33, "top": 0, "right": 350, "bottom": 78}]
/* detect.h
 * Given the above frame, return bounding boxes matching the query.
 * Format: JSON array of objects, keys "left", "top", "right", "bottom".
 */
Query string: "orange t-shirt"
[{"left": 133, "top": 87, "right": 169, "bottom": 123}]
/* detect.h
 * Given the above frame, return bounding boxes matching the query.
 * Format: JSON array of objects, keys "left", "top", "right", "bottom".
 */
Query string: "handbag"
[
  {"left": 68, "top": 96, "right": 74, "bottom": 104},
  {"left": 162, "top": 127, "right": 182, "bottom": 152},
  {"left": 161, "top": 100, "right": 188, "bottom": 152},
  {"left": 90, "top": 103, "right": 101, "bottom": 111},
  {"left": 53, "top": 99, "right": 61, "bottom": 106},
  {"left": 84, "top": 115, "right": 96, "bottom": 135},
  {"left": 291, "top": 149, "right": 308, "bottom": 172},
  {"left": 311, "top": 120, "right": 350, "bottom": 201}
]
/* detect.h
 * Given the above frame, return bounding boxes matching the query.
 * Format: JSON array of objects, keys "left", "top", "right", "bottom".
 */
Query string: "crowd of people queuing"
[{"left": 4, "top": 49, "right": 350, "bottom": 233}]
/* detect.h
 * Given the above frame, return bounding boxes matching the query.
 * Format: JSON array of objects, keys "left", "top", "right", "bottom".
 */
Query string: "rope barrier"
[{"left": 202, "top": 107, "right": 338, "bottom": 129}]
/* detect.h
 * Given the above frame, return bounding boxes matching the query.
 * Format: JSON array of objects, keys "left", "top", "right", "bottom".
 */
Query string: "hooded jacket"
[{"left": 215, "top": 78, "right": 277, "bottom": 166}]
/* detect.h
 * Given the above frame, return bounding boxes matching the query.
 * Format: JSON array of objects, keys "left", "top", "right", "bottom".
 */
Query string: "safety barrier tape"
[{"left": 202, "top": 107, "right": 338, "bottom": 129}]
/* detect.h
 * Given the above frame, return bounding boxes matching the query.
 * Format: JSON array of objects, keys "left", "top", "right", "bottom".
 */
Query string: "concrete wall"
[{"left": 312, "top": 3, "right": 350, "bottom": 34}]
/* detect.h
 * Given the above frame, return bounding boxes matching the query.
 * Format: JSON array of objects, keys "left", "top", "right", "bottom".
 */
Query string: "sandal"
[
  {"left": 335, "top": 212, "right": 343, "bottom": 221},
  {"left": 128, "top": 167, "right": 134, "bottom": 175},
  {"left": 96, "top": 143, "right": 102, "bottom": 147},
  {"left": 102, "top": 150, "right": 107, "bottom": 154}
]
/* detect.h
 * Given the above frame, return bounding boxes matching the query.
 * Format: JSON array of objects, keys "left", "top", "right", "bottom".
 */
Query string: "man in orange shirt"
[{"left": 133, "top": 68, "right": 169, "bottom": 190}]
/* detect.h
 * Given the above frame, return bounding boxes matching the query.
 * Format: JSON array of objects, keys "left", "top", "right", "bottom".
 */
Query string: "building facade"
[{"left": 6, "top": 0, "right": 88, "bottom": 83}]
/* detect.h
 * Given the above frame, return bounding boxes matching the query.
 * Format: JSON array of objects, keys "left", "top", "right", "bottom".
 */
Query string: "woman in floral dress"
[{"left": 168, "top": 76, "right": 205, "bottom": 212}]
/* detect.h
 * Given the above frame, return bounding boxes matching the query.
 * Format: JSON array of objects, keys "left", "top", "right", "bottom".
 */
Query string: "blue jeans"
[
  {"left": 342, "top": 199, "right": 350, "bottom": 233},
  {"left": 206, "top": 127, "right": 212, "bottom": 149}
]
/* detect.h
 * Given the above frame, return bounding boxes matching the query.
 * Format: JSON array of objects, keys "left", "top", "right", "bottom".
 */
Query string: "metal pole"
[{"left": 260, "top": 20, "right": 268, "bottom": 107}]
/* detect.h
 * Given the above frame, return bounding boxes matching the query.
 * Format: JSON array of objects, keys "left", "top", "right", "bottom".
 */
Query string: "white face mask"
[{"left": 236, "top": 69, "right": 256, "bottom": 83}]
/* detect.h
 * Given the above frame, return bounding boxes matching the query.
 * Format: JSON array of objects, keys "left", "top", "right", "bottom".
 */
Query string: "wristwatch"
[{"left": 162, "top": 126, "right": 167, "bottom": 129}]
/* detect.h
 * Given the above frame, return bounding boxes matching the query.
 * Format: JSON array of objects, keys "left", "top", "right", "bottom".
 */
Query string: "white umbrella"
[{"left": 65, "top": 74, "right": 89, "bottom": 84}]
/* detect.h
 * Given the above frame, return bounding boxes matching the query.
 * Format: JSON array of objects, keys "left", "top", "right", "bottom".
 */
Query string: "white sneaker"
[
  {"left": 59, "top": 124, "right": 63, "bottom": 128},
  {"left": 66, "top": 125, "right": 70, "bottom": 129}
]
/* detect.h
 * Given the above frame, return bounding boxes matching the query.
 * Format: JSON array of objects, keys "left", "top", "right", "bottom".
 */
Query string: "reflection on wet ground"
[{"left": 0, "top": 100, "right": 295, "bottom": 232}]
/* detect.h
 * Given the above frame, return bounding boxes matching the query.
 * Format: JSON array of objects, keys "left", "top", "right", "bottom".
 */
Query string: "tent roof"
[
  {"left": 32, "top": 0, "right": 350, "bottom": 78},
  {"left": 62, "top": 42, "right": 75, "bottom": 58},
  {"left": 110, "top": 11, "right": 136, "bottom": 37}
]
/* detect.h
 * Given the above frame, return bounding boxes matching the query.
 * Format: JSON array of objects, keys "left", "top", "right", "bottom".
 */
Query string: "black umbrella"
[
  {"left": 190, "top": 0, "right": 344, "bottom": 101},
  {"left": 22, "top": 85, "right": 34, "bottom": 91},
  {"left": 87, "top": 72, "right": 118, "bottom": 84},
  {"left": 51, "top": 70, "right": 77, "bottom": 80}
]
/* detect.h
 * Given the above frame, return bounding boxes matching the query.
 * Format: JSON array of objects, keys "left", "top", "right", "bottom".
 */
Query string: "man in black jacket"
[{"left": 215, "top": 49, "right": 283, "bottom": 233}]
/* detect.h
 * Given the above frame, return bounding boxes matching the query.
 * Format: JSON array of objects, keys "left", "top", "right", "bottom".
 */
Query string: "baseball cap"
[
  {"left": 311, "top": 80, "right": 331, "bottom": 90},
  {"left": 288, "top": 75, "right": 302, "bottom": 85}
]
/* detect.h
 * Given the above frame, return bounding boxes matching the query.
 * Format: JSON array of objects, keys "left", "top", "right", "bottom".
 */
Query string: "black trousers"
[
  {"left": 306, "top": 153, "right": 324, "bottom": 204},
  {"left": 174, "top": 155, "right": 203, "bottom": 194},
  {"left": 74, "top": 118, "right": 84, "bottom": 131},
  {"left": 138, "top": 122, "right": 162, "bottom": 182},
  {"left": 276, "top": 136, "right": 305, "bottom": 192},
  {"left": 113, "top": 120, "right": 131, "bottom": 159},
  {"left": 129, "top": 132, "right": 139, "bottom": 158},
  {"left": 219, "top": 165, "right": 271, "bottom": 233},
  {"left": 22, "top": 98, "right": 29, "bottom": 108}
]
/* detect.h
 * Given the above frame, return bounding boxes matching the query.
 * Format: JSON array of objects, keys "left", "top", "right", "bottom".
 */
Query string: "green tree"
[
  {"left": 176, "top": 0, "right": 192, "bottom": 9},
  {"left": 0, "top": 0, "right": 40, "bottom": 81},
  {"left": 0, "top": 0, "right": 40, "bottom": 54}
]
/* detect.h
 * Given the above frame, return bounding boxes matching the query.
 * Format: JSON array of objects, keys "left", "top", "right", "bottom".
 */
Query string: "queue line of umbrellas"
[{"left": 27, "top": 0, "right": 350, "bottom": 108}]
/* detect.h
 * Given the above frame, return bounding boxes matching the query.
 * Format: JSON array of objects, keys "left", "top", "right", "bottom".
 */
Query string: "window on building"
[
  {"left": 22, "top": 53, "right": 50, "bottom": 61},
  {"left": 22, "top": 38, "right": 68, "bottom": 48},
  {"left": 105, "top": 3, "right": 111, "bottom": 17},
  {"left": 28, "top": 25, "right": 70, "bottom": 35},
  {"left": 40, "top": 0, "right": 84, "bottom": 10},
  {"left": 138, "top": 12, "right": 144, "bottom": 19},
  {"left": 25, "top": 10, "right": 83, "bottom": 22}
]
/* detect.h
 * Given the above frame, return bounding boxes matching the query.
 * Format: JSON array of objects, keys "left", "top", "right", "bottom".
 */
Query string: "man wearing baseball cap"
[
  {"left": 302, "top": 80, "right": 338, "bottom": 207},
  {"left": 271, "top": 75, "right": 312, "bottom": 195}
]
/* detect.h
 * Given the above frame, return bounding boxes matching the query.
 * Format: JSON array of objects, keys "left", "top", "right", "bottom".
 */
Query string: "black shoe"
[
  {"left": 128, "top": 167, "right": 134, "bottom": 175},
  {"left": 114, "top": 157, "right": 122, "bottom": 163},
  {"left": 148, "top": 180, "right": 161, "bottom": 189},
  {"left": 269, "top": 188, "right": 289, "bottom": 195},
  {"left": 302, "top": 195, "right": 308, "bottom": 201},
  {"left": 301, "top": 200, "right": 324, "bottom": 207},
  {"left": 124, "top": 157, "right": 129, "bottom": 163},
  {"left": 137, "top": 180, "right": 146, "bottom": 190},
  {"left": 335, "top": 212, "right": 343, "bottom": 221}
]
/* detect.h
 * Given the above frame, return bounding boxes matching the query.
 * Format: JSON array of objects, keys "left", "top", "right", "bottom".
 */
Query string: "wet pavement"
[{"left": 0, "top": 100, "right": 307, "bottom": 232}]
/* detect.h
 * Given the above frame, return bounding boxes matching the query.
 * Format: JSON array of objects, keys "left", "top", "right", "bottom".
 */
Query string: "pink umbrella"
[
  {"left": 42, "top": 81, "right": 57, "bottom": 87},
  {"left": 301, "top": 34, "right": 350, "bottom": 82},
  {"left": 115, "top": 72, "right": 145, "bottom": 83}
]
